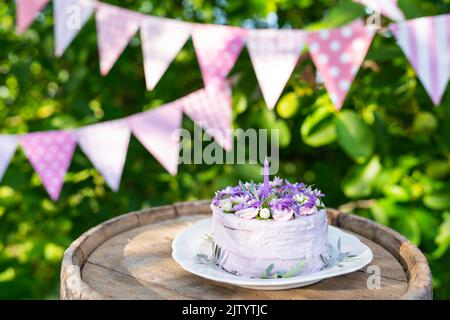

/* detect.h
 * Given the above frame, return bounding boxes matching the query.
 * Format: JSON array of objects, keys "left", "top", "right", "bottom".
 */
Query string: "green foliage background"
[{"left": 0, "top": 0, "right": 449, "bottom": 299}]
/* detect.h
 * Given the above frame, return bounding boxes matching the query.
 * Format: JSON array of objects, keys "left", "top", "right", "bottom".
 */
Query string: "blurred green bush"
[{"left": 0, "top": 0, "right": 449, "bottom": 299}]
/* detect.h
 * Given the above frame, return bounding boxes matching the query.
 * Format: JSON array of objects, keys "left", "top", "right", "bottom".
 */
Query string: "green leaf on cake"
[{"left": 281, "top": 261, "right": 306, "bottom": 278}]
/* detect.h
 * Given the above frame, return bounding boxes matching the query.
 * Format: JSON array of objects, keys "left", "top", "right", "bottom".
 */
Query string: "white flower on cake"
[
  {"left": 219, "top": 199, "right": 233, "bottom": 212},
  {"left": 293, "top": 193, "right": 308, "bottom": 204},
  {"left": 259, "top": 208, "right": 271, "bottom": 219}
]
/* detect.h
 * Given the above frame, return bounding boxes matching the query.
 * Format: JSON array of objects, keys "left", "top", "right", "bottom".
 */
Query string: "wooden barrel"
[{"left": 60, "top": 200, "right": 432, "bottom": 300}]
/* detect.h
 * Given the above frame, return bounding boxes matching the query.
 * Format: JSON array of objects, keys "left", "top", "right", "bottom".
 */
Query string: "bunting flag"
[
  {"left": 390, "top": 15, "right": 450, "bottom": 106},
  {"left": 0, "top": 135, "right": 18, "bottom": 182},
  {"left": 355, "top": 0, "right": 404, "bottom": 22},
  {"left": 20, "top": 131, "right": 76, "bottom": 201},
  {"left": 16, "top": 0, "right": 49, "bottom": 34},
  {"left": 54, "top": 0, "right": 94, "bottom": 57},
  {"left": 96, "top": 3, "right": 142, "bottom": 75},
  {"left": 180, "top": 84, "right": 233, "bottom": 151},
  {"left": 247, "top": 29, "right": 306, "bottom": 109},
  {"left": 141, "top": 16, "right": 191, "bottom": 90},
  {"left": 192, "top": 24, "right": 246, "bottom": 87},
  {"left": 77, "top": 120, "right": 131, "bottom": 191},
  {"left": 307, "top": 20, "right": 375, "bottom": 110},
  {"left": 129, "top": 103, "right": 183, "bottom": 175}
]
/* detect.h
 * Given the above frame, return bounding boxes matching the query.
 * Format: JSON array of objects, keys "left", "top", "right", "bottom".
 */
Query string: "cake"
[{"left": 210, "top": 161, "right": 329, "bottom": 278}]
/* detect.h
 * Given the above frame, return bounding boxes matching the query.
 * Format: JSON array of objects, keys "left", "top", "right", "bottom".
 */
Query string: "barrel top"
[{"left": 60, "top": 201, "right": 432, "bottom": 300}]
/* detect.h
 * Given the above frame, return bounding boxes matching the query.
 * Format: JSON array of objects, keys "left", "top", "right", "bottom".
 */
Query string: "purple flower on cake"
[{"left": 211, "top": 163, "right": 325, "bottom": 220}]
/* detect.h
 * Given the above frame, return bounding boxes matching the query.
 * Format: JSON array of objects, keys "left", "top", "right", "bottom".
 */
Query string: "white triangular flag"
[
  {"left": 0, "top": 135, "right": 18, "bottom": 182},
  {"left": 141, "top": 16, "right": 191, "bottom": 90},
  {"left": 54, "top": 0, "right": 94, "bottom": 57},
  {"left": 96, "top": 3, "right": 142, "bottom": 75},
  {"left": 77, "top": 120, "right": 131, "bottom": 191},
  {"left": 247, "top": 29, "right": 306, "bottom": 109},
  {"left": 129, "top": 102, "right": 183, "bottom": 175}
]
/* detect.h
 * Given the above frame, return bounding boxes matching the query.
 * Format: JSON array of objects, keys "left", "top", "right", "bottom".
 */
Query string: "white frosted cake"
[{"left": 210, "top": 170, "right": 329, "bottom": 278}]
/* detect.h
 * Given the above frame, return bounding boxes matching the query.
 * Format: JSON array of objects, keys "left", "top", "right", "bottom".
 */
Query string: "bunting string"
[{"left": 4, "top": 0, "right": 450, "bottom": 200}]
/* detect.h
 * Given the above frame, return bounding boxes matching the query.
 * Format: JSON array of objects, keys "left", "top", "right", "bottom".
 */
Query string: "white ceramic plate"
[{"left": 172, "top": 218, "right": 373, "bottom": 290}]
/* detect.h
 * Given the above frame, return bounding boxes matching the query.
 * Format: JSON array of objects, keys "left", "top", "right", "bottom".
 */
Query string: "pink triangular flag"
[
  {"left": 54, "top": 0, "right": 94, "bottom": 57},
  {"left": 391, "top": 15, "right": 450, "bottom": 106},
  {"left": 247, "top": 29, "right": 306, "bottom": 109},
  {"left": 307, "top": 20, "right": 375, "bottom": 110},
  {"left": 0, "top": 135, "right": 18, "bottom": 182},
  {"left": 180, "top": 84, "right": 232, "bottom": 151},
  {"left": 192, "top": 24, "right": 246, "bottom": 87},
  {"left": 96, "top": 3, "right": 142, "bottom": 75},
  {"left": 20, "top": 131, "right": 76, "bottom": 201},
  {"left": 355, "top": 0, "right": 404, "bottom": 21},
  {"left": 16, "top": 0, "right": 49, "bottom": 34},
  {"left": 77, "top": 120, "right": 131, "bottom": 191},
  {"left": 141, "top": 16, "right": 191, "bottom": 90},
  {"left": 129, "top": 103, "right": 183, "bottom": 175}
]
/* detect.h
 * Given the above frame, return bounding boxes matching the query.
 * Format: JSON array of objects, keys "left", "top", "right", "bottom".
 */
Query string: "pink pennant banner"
[
  {"left": 192, "top": 24, "right": 246, "bottom": 88},
  {"left": 307, "top": 19, "right": 375, "bottom": 110},
  {"left": 247, "top": 29, "right": 306, "bottom": 109},
  {"left": 54, "top": 0, "right": 94, "bottom": 57},
  {"left": 180, "top": 84, "right": 233, "bottom": 151},
  {"left": 0, "top": 135, "right": 18, "bottom": 182},
  {"left": 141, "top": 16, "right": 191, "bottom": 90},
  {"left": 96, "top": 2, "right": 142, "bottom": 75},
  {"left": 20, "top": 131, "right": 76, "bottom": 201},
  {"left": 77, "top": 120, "right": 131, "bottom": 192},
  {"left": 390, "top": 14, "right": 450, "bottom": 106},
  {"left": 355, "top": 0, "right": 404, "bottom": 22},
  {"left": 16, "top": 0, "right": 49, "bottom": 34},
  {"left": 129, "top": 103, "right": 183, "bottom": 175}
]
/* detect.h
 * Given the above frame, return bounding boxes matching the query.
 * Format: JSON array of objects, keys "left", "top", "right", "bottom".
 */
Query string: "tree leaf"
[
  {"left": 335, "top": 110, "right": 375, "bottom": 163},
  {"left": 341, "top": 156, "right": 381, "bottom": 198},
  {"left": 301, "top": 106, "right": 337, "bottom": 147},
  {"left": 276, "top": 92, "right": 299, "bottom": 119},
  {"left": 424, "top": 188, "right": 450, "bottom": 210}
]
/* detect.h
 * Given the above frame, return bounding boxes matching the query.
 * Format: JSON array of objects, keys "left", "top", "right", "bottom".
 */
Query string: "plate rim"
[{"left": 172, "top": 218, "right": 373, "bottom": 287}]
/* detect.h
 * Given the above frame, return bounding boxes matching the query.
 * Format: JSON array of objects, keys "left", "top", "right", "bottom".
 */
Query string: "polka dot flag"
[
  {"left": 20, "top": 131, "right": 77, "bottom": 201},
  {"left": 96, "top": 2, "right": 141, "bottom": 75},
  {"left": 192, "top": 24, "right": 246, "bottom": 88},
  {"left": 307, "top": 19, "right": 376, "bottom": 110}
]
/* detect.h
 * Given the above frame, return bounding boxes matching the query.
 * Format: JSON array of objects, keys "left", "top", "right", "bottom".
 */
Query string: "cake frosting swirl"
[{"left": 210, "top": 175, "right": 329, "bottom": 278}]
